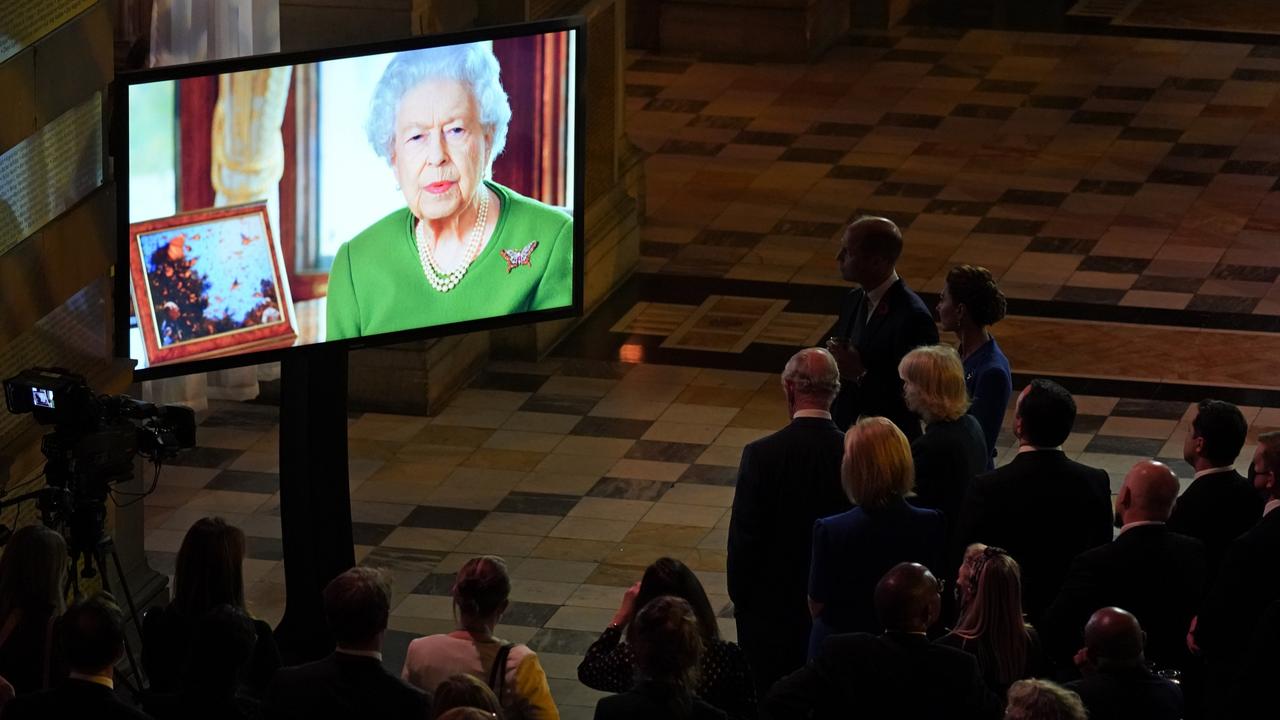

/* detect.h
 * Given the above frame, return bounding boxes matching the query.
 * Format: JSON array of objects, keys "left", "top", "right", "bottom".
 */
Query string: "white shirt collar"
[
  {"left": 1265, "top": 498, "right": 1280, "bottom": 517},
  {"left": 68, "top": 671, "right": 113, "bottom": 690},
  {"left": 335, "top": 647, "right": 383, "bottom": 661},
  {"left": 793, "top": 409, "right": 833, "bottom": 420},
  {"left": 865, "top": 271, "right": 900, "bottom": 314},
  {"left": 1017, "top": 444, "right": 1061, "bottom": 454},
  {"left": 1118, "top": 520, "right": 1165, "bottom": 536},
  {"left": 1193, "top": 465, "right": 1237, "bottom": 480}
]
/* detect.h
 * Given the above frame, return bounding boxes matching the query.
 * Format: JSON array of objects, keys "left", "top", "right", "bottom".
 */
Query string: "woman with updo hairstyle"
[
  {"left": 593, "top": 596, "right": 727, "bottom": 720},
  {"left": 578, "top": 557, "right": 754, "bottom": 719},
  {"left": 142, "top": 516, "right": 280, "bottom": 697},
  {"left": 402, "top": 555, "right": 558, "bottom": 719},
  {"left": 807, "top": 417, "right": 945, "bottom": 656},
  {"left": 938, "top": 545, "right": 1044, "bottom": 698},
  {"left": 936, "top": 264, "right": 1011, "bottom": 468},
  {"left": 898, "top": 344, "right": 988, "bottom": 527},
  {"left": 0, "top": 525, "right": 67, "bottom": 695}
]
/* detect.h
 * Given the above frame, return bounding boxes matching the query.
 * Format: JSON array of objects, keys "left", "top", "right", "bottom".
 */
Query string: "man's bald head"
[
  {"left": 782, "top": 348, "right": 841, "bottom": 410},
  {"left": 874, "top": 562, "right": 940, "bottom": 633},
  {"left": 1084, "top": 607, "right": 1145, "bottom": 667},
  {"left": 1117, "top": 461, "right": 1181, "bottom": 524}
]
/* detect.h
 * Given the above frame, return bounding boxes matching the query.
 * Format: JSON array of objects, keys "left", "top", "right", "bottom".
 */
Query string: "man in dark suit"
[
  {"left": 955, "top": 379, "right": 1112, "bottom": 626},
  {"left": 827, "top": 216, "right": 938, "bottom": 438},
  {"left": 1168, "top": 399, "right": 1261, "bottom": 578},
  {"left": 765, "top": 562, "right": 1000, "bottom": 720},
  {"left": 1193, "top": 431, "right": 1280, "bottom": 716},
  {"left": 1045, "top": 460, "right": 1206, "bottom": 673},
  {"left": 1066, "top": 607, "right": 1183, "bottom": 720},
  {"left": 3, "top": 594, "right": 150, "bottom": 720},
  {"left": 729, "top": 348, "right": 850, "bottom": 697},
  {"left": 265, "top": 567, "right": 429, "bottom": 720}
]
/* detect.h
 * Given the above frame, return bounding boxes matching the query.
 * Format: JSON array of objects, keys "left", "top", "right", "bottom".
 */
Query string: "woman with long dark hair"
[
  {"left": 578, "top": 558, "right": 755, "bottom": 719},
  {"left": 937, "top": 544, "right": 1044, "bottom": 697},
  {"left": 142, "top": 517, "right": 280, "bottom": 696},
  {"left": 593, "top": 596, "right": 726, "bottom": 719},
  {"left": 0, "top": 525, "right": 67, "bottom": 695}
]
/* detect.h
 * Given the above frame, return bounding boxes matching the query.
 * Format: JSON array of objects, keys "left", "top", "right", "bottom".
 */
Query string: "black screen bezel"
[{"left": 113, "top": 17, "right": 587, "bottom": 382}]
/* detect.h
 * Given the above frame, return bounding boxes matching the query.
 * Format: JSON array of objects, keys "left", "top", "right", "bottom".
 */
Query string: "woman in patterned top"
[{"left": 577, "top": 558, "right": 756, "bottom": 720}]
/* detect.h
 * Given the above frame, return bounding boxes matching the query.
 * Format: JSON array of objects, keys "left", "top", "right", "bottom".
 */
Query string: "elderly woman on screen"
[{"left": 326, "top": 43, "right": 573, "bottom": 341}]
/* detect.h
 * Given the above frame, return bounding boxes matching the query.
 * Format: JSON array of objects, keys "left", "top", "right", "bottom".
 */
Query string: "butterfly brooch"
[{"left": 500, "top": 241, "right": 539, "bottom": 273}]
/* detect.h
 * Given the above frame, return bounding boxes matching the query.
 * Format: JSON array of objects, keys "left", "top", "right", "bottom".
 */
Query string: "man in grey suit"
[{"left": 729, "top": 348, "right": 850, "bottom": 696}]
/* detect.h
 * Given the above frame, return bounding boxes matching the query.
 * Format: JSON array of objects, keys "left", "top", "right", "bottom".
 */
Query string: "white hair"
[{"left": 365, "top": 42, "right": 512, "bottom": 176}]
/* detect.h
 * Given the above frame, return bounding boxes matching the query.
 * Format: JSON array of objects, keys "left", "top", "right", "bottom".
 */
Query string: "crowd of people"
[{"left": 0, "top": 217, "right": 1277, "bottom": 719}]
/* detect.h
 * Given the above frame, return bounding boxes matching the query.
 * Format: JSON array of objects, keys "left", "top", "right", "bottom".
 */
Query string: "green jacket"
[{"left": 326, "top": 180, "right": 573, "bottom": 341}]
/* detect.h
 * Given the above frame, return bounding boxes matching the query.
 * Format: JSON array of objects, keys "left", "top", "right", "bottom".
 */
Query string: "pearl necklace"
[{"left": 415, "top": 189, "right": 489, "bottom": 293}]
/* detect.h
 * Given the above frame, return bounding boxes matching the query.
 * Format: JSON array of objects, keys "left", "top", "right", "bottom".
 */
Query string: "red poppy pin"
[{"left": 500, "top": 241, "right": 538, "bottom": 273}]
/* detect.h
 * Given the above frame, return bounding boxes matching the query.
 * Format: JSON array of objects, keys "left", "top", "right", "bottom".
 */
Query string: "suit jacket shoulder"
[{"left": 268, "top": 654, "right": 428, "bottom": 720}]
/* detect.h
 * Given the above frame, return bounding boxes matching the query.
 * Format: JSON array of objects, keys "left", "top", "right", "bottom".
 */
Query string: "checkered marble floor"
[
  {"left": 627, "top": 28, "right": 1280, "bottom": 318},
  {"left": 144, "top": 360, "right": 1274, "bottom": 718}
]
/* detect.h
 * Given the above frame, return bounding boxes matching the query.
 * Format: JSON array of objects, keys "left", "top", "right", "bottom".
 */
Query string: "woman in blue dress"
[{"left": 936, "top": 265, "right": 1011, "bottom": 470}]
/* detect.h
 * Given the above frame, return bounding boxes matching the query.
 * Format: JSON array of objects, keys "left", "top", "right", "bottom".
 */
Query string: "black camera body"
[{"left": 2, "top": 368, "right": 197, "bottom": 553}]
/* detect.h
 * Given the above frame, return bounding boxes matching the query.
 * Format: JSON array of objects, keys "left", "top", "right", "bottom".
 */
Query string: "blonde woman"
[
  {"left": 938, "top": 545, "right": 1044, "bottom": 697},
  {"left": 806, "top": 417, "right": 945, "bottom": 656},
  {"left": 899, "top": 344, "right": 988, "bottom": 526},
  {"left": 1005, "top": 679, "right": 1087, "bottom": 720}
]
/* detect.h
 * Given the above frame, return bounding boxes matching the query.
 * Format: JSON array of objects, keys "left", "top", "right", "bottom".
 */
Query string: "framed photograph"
[{"left": 128, "top": 202, "right": 298, "bottom": 368}]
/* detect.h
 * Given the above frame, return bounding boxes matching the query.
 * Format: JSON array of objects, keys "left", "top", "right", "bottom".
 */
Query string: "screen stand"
[{"left": 273, "top": 346, "right": 354, "bottom": 664}]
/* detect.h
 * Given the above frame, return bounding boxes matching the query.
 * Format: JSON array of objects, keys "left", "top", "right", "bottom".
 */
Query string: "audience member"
[
  {"left": 936, "top": 264, "right": 1011, "bottom": 468},
  {"left": 147, "top": 604, "right": 261, "bottom": 720},
  {"left": 1045, "top": 460, "right": 1205, "bottom": 672},
  {"left": 1065, "top": 607, "right": 1181, "bottom": 720},
  {"left": 1167, "top": 399, "right": 1261, "bottom": 576},
  {"left": 3, "top": 594, "right": 150, "bottom": 720},
  {"left": 899, "top": 344, "right": 988, "bottom": 527},
  {"left": 432, "top": 674, "right": 503, "bottom": 719},
  {"left": 728, "top": 347, "right": 849, "bottom": 694},
  {"left": 1004, "top": 679, "right": 1086, "bottom": 720},
  {"left": 938, "top": 546, "right": 1043, "bottom": 697},
  {"left": 955, "top": 380, "right": 1111, "bottom": 625},
  {"left": 768, "top": 563, "right": 999, "bottom": 719},
  {"left": 402, "top": 556, "right": 558, "bottom": 719},
  {"left": 266, "top": 568, "right": 428, "bottom": 720},
  {"left": 592, "top": 596, "right": 727, "bottom": 720},
  {"left": 1220, "top": 599, "right": 1280, "bottom": 719},
  {"left": 142, "top": 517, "right": 280, "bottom": 697},
  {"left": 827, "top": 216, "right": 938, "bottom": 437},
  {"left": 579, "top": 558, "right": 754, "bottom": 720},
  {"left": 0, "top": 525, "right": 67, "bottom": 695},
  {"left": 1194, "top": 431, "right": 1280, "bottom": 715},
  {"left": 439, "top": 709, "right": 501, "bottom": 720},
  {"left": 807, "top": 417, "right": 945, "bottom": 654}
]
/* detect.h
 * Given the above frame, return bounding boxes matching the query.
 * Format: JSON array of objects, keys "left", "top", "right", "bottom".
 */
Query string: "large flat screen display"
[{"left": 117, "top": 19, "right": 584, "bottom": 380}]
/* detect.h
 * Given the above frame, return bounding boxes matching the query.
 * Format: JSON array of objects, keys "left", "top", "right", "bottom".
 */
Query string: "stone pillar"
[{"left": 0, "top": 1, "right": 164, "bottom": 661}]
